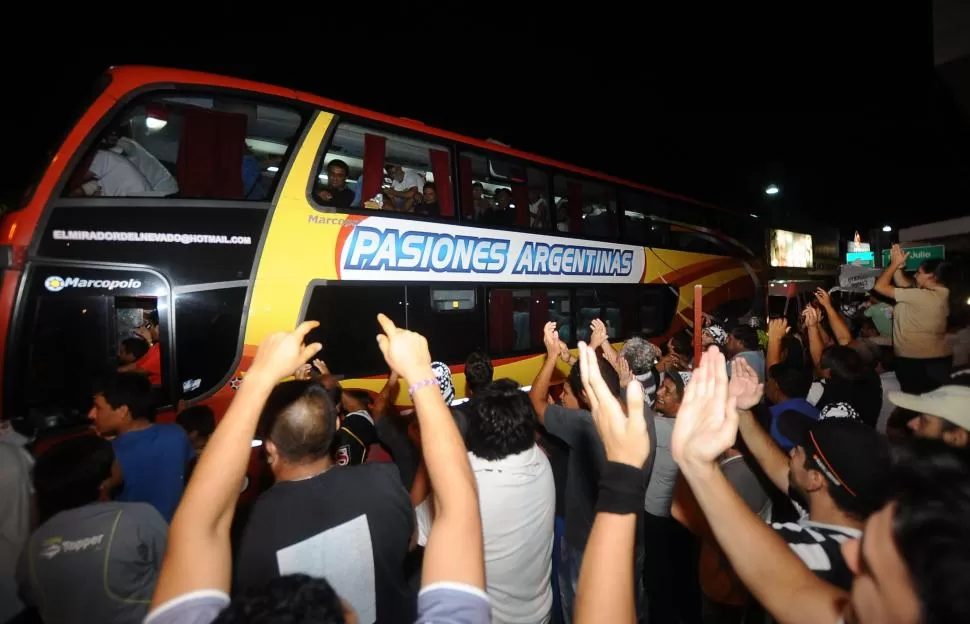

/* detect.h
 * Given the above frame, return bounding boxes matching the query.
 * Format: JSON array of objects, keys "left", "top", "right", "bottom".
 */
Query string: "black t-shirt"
[
  {"left": 334, "top": 411, "right": 378, "bottom": 466},
  {"left": 543, "top": 402, "right": 657, "bottom": 550},
  {"left": 376, "top": 407, "right": 468, "bottom": 490},
  {"left": 318, "top": 186, "right": 355, "bottom": 208},
  {"left": 235, "top": 462, "right": 416, "bottom": 623}
]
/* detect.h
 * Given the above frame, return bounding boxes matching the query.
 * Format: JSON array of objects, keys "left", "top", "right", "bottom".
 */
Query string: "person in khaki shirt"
[{"left": 873, "top": 244, "right": 952, "bottom": 394}]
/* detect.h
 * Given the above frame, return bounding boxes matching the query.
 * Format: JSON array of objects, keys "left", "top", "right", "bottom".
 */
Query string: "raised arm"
[
  {"left": 726, "top": 358, "right": 789, "bottom": 492},
  {"left": 815, "top": 289, "right": 851, "bottom": 346},
  {"left": 765, "top": 318, "right": 789, "bottom": 370},
  {"left": 873, "top": 244, "right": 909, "bottom": 299},
  {"left": 575, "top": 342, "right": 650, "bottom": 624},
  {"left": 529, "top": 321, "right": 569, "bottom": 424},
  {"left": 671, "top": 347, "right": 845, "bottom": 624},
  {"left": 375, "top": 314, "right": 484, "bottom": 590},
  {"left": 151, "top": 322, "right": 322, "bottom": 609}
]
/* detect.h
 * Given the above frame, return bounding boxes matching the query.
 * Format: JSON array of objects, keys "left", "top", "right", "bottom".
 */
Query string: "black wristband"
[{"left": 595, "top": 461, "right": 646, "bottom": 515}]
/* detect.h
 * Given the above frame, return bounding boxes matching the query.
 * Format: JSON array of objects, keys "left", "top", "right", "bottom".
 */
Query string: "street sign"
[
  {"left": 846, "top": 251, "right": 874, "bottom": 267},
  {"left": 881, "top": 245, "right": 945, "bottom": 271}
]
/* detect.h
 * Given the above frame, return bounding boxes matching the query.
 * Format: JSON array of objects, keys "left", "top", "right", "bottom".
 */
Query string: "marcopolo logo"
[{"left": 44, "top": 275, "right": 142, "bottom": 292}]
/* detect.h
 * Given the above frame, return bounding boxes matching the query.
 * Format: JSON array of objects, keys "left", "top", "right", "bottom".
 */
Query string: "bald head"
[{"left": 260, "top": 380, "right": 338, "bottom": 464}]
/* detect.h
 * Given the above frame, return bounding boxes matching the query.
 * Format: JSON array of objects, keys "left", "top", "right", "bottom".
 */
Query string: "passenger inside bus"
[
  {"left": 118, "top": 310, "right": 162, "bottom": 386},
  {"left": 314, "top": 158, "right": 355, "bottom": 208},
  {"left": 63, "top": 94, "right": 301, "bottom": 201},
  {"left": 383, "top": 163, "right": 425, "bottom": 212}
]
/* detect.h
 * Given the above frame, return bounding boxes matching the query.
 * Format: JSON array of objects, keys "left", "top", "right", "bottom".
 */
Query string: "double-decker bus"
[{"left": 0, "top": 65, "right": 765, "bottom": 436}]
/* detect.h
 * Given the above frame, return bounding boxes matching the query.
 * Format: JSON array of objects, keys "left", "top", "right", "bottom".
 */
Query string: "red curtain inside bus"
[
  {"left": 177, "top": 108, "right": 245, "bottom": 198},
  {"left": 459, "top": 156, "right": 475, "bottom": 219},
  {"left": 530, "top": 290, "right": 549, "bottom": 346},
  {"left": 489, "top": 290, "right": 515, "bottom": 353},
  {"left": 568, "top": 181, "right": 583, "bottom": 233},
  {"left": 512, "top": 184, "right": 530, "bottom": 228},
  {"left": 361, "top": 134, "right": 387, "bottom": 206},
  {"left": 429, "top": 149, "right": 454, "bottom": 217}
]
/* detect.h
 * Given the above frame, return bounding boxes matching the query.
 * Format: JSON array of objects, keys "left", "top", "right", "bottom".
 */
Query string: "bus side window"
[
  {"left": 552, "top": 175, "right": 618, "bottom": 240},
  {"left": 671, "top": 200, "right": 728, "bottom": 256},
  {"left": 301, "top": 283, "right": 407, "bottom": 378},
  {"left": 575, "top": 286, "right": 637, "bottom": 343},
  {"left": 173, "top": 287, "right": 247, "bottom": 400},
  {"left": 458, "top": 152, "right": 551, "bottom": 231},
  {"left": 487, "top": 288, "right": 571, "bottom": 354},
  {"left": 61, "top": 93, "right": 303, "bottom": 200},
  {"left": 620, "top": 190, "right": 671, "bottom": 248},
  {"left": 20, "top": 294, "right": 172, "bottom": 431},
  {"left": 23, "top": 296, "right": 114, "bottom": 428},
  {"left": 406, "top": 285, "right": 486, "bottom": 365},
  {"left": 316, "top": 121, "right": 454, "bottom": 219},
  {"left": 637, "top": 285, "right": 680, "bottom": 338}
]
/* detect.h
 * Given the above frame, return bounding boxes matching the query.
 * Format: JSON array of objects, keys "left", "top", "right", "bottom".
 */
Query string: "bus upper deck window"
[{"left": 62, "top": 93, "right": 303, "bottom": 201}]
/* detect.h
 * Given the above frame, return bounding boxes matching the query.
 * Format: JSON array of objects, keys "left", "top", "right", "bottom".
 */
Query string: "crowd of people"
[{"left": 1, "top": 244, "right": 970, "bottom": 624}]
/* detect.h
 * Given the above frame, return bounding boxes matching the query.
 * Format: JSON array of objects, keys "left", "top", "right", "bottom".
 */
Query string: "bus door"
[{"left": 11, "top": 264, "right": 172, "bottom": 436}]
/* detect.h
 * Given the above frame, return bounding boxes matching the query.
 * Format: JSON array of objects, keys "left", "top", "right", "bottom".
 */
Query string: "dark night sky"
[{"left": 2, "top": 10, "right": 967, "bottom": 238}]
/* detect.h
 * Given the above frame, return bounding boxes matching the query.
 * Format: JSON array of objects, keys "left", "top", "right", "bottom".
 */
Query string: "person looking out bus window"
[
  {"left": 118, "top": 337, "right": 150, "bottom": 366},
  {"left": 316, "top": 159, "right": 355, "bottom": 208},
  {"left": 383, "top": 163, "right": 424, "bottom": 212},
  {"left": 119, "top": 310, "right": 162, "bottom": 386},
  {"left": 472, "top": 182, "right": 493, "bottom": 218},
  {"left": 70, "top": 148, "right": 152, "bottom": 197},
  {"left": 416, "top": 182, "right": 441, "bottom": 217},
  {"left": 103, "top": 126, "right": 179, "bottom": 196},
  {"left": 482, "top": 188, "right": 514, "bottom": 227}
]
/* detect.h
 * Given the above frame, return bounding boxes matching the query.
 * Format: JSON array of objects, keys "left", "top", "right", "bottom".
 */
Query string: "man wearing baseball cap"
[
  {"left": 889, "top": 385, "right": 970, "bottom": 448},
  {"left": 768, "top": 415, "right": 892, "bottom": 590}
]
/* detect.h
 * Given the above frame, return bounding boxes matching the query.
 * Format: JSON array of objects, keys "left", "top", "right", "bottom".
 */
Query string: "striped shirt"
[{"left": 771, "top": 519, "right": 861, "bottom": 590}]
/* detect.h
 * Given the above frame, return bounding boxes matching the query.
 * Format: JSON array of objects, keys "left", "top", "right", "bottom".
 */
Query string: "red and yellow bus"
[{"left": 0, "top": 65, "right": 764, "bottom": 436}]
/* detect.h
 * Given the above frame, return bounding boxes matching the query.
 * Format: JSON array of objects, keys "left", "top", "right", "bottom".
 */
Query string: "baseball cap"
[
  {"left": 431, "top": 361, "right": 456, "bottom": 405},
  {"left": 778, "top": 413, "right": 891, "bottom": 513},
  {"left": 889, "top": 385, "right": 970, "bottom": 431}
]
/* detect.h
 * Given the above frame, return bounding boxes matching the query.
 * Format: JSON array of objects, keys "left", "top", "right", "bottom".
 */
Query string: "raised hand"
[
  {"left": 311, "top": 358, "right": 330, "bottom": 376},
  {"left": 671, "top": 346, "right": 737, "bottom": 470},
  {"left": 578, "top": 342, "right": 650, "bottom": 468},
  {"left": 615, "top": 355, "right": 635, "bottom": 389},
  {"left": 589, "top": 318, "right": 609, "bottom": 350},
  {"left": 766, "top": 318, "right": 789, "bottom": 343},
  {"left": 249, "top": 321, "right": 322, "bottom": 383},
  {"left": 376, "top": 313, "right": 433, "bottom": 383},
  {"left": 728, "top": 358, "right": 764, "bottom": 410},
  {"left": 543, "top": 321, "right": 561, "bottom": 358},
  {"left": 801, "top": 306, "right": 820, "bottom": 328},
  {"left": 293, "top": 363, "right": 313, "bottom": 381},
  {"left": 814, "top": 288, "right": 832, "bottom": 308},
  {"left": 890, "top": 244, "right": 909, "bottom": 268}
]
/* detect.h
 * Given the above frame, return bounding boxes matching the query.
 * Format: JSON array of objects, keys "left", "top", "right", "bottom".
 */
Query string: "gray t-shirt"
[
  {"left": 644, "top": 416, "right": 679, "bottom": 517},
  {"left": 17, "top": 501, "right": 167, "bottom": 624},
  {"left": 544, "top": 402, "right": 657, "bottom": 550}
]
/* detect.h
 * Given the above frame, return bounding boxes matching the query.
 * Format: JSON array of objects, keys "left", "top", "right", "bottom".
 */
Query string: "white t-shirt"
[
  {"left": 116, "top": 138, "right": 179, "bottom": 196},
  {"left": 86, "top": 149, "right": 151, "bottom": 196},
  {"left": 392, "top": 170, "right": 425, "bottom": 193},
  {"left": 877, "top": 371, "right": 901, "bottom": 433},
  {"left": 470, "top": 445, "right": 554, "bottom": 624}
]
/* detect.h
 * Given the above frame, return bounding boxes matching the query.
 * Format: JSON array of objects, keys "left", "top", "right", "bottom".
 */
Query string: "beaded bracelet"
[{"left": 408, "top": 378, "right": 438, "bottom": 398}]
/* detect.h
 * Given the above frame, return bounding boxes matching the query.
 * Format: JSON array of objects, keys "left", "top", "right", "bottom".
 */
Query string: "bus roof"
[{"left": 105, "top": 65, "right": 743, "bottom": 217}]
